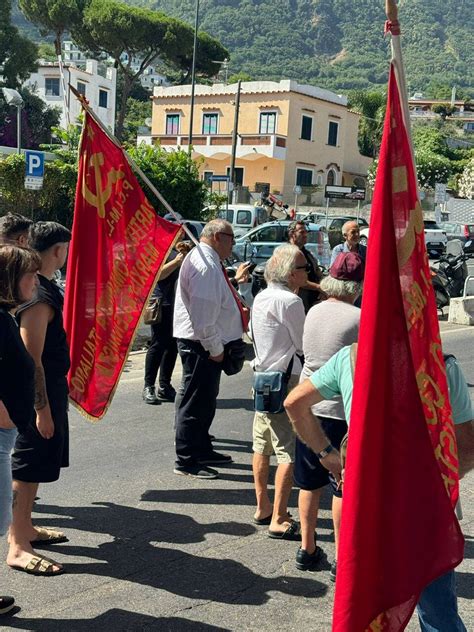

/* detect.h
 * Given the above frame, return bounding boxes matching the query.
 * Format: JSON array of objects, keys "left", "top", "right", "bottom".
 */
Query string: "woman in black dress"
[{"left": 0, "top": 245, "right": 41, "bottom": 605}]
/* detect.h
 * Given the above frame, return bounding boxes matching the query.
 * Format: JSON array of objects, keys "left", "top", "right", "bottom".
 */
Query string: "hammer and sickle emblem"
[{"left": 82, "top": 152, "right": 125, "bottom": 218}]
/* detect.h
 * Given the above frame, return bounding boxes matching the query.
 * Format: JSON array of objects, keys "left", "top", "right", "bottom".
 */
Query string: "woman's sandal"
[
  {"left": 10, "top": 555, "right": 64, "bottom": 576},
  {"left": 30, "top": 527, "right": 68, "bottom": 546}
]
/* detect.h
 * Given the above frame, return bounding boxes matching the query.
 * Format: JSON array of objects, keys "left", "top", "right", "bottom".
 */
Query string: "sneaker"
[
  {"left": 157, "top": 385, "right": 176, "bottom": 402},
  {"left": 0, "top": 596, "right": 15, "bottom": 615},
  {"left": 173, "top": 466, "right": 219, "bottom": 479},
  {"left": 295, "top": 546, "right": 323, "bottom": 571},
  {"left": 330, "top": 560, "right": 337, "bottom": 582},
  {"left": 198, "top": 451, "right": 233, "bottom": 465},
  {"left": 142, "top": 386, "right": 160, "bottom": 405}
]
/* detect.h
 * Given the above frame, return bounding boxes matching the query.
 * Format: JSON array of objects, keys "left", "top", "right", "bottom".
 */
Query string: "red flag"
[
  {"left": 332, "top": 65, "right": 464, "bottom": 631},
  {"left": 64, "top": 112, "right": 181, "bottom": 420}
]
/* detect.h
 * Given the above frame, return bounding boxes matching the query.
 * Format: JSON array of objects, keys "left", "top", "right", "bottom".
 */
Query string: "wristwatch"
[{"left": 316, "top": 444, "right": 334, "bottom": 460}]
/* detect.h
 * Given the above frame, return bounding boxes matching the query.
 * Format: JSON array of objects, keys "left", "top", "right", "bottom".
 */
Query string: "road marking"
[{"left": 440, "top": 327, "right": 473, "bottom": 335}]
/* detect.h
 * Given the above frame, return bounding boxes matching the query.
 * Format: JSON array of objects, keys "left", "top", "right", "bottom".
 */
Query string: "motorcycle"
[{"left": 430, "top": 241, "right": 473, "bottom": 310}]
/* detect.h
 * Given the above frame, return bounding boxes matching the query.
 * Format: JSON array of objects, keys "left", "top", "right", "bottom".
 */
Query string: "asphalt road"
[{"left": 0, "top": 321, "right": 472, "bottom": 631}]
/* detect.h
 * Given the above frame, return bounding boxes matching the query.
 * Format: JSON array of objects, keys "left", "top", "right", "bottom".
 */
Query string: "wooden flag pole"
[{"left": 69, "top": 84, "right": 200, "bottom": 247}]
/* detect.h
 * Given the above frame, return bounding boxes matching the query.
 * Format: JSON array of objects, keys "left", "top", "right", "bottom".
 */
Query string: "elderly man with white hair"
[
  {"left": 250, "top": 244, "right": 310, "bottom": 539},
  {"left": 173, "top": 219, "right": 248, "bottom": 480},
  {"left": 330, "top": 220, "right": 367, "bottom": 267}
]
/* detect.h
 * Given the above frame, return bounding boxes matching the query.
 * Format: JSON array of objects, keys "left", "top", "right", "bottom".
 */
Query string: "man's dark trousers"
[{"left": 175, "top": 339, "right": 222, "bottom": 470}]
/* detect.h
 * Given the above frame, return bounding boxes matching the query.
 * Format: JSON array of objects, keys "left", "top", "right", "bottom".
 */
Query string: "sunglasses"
[
  {"left": 218, "top": 232, "right": 235, "bottom": 243},
  {"left": 295, "top": 264, "right": 311, "bottom": 272}
]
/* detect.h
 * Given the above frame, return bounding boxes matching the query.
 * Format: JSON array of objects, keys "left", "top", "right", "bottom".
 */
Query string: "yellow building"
[{"left": 149, "top": 80, "right": 371, "bottom": 204}]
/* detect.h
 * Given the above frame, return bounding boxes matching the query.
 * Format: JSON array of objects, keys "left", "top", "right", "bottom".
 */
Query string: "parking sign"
[{"left": 24, "top": 150, "right": 45, "bottom": 190}]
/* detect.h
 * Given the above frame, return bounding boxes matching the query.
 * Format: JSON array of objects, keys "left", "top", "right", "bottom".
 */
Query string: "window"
[
  {"left": 202, "top": 113, "right": 218, "bottom": 135},
  {"left": 259, "top": 112, "right": 276, "bottom": 134},
  {"left": 226, "top": 167, "right": 244, "bottom": 186},
  {"left": 166, "top": 114, "right": 180, "bottom": 135},
  {"left": 328, "top": 121, "right": 339, "bottom": 146},
  {"left": 327, "top": 169, "right": 336, "bottom": 186},
  {"left": 296, "top": 168, "right": 313, "bottom": 187},
  {"left": 250, "top": 226, "right": 282, "bottom": 242},
  {"left": 301, "top": 115, "right": 313, "bottom": 141},
  {"left": 77, "top": 81, "right": 86, "bottom": 97},
  {"left": 203, "top": 171, "right": 213, "bottom": 186},
  {"left": 236, "top": 210, "right": 251, "bottom": 225},
  {"left": 99, "top": 89, "right": 108, "bottom": 108},
  {"left": 45, "top": 78, "right": 60, "bottom": 97}
]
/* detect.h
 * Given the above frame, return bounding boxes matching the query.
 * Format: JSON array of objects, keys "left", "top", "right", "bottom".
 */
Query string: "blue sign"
[
  {"left": 25, "top": 150, "right": 45, "bottom": 178},
  {"left": 210, "top": 175, "right": 230, "bottom": 182}
]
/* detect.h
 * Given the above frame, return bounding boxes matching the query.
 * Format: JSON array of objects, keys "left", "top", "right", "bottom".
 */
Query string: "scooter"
[{"left": 430, "top": 241, "right": 472, "bottom": 310}]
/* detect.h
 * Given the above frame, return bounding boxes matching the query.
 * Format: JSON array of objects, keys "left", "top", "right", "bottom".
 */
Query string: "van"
[{"left": 215, "top": 204, "right": 269, "bottom": 237}]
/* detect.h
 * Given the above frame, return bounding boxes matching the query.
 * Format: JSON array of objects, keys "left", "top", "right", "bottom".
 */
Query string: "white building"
[{"left": 24, "top": 59, "right": 117, "bottom": 133}]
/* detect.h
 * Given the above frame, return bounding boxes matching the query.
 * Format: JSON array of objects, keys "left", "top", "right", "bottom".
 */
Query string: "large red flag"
[
  {"left": 64, "top": 112, "right": 181, "bottom": 420},
  {"left": 332, "top": 65, "right": 464, "bottom": 631}
]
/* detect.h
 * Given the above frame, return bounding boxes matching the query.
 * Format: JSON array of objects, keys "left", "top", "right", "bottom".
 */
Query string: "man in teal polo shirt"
[{"left": 285, "top": 346, "right": 473, "bottom": 632}]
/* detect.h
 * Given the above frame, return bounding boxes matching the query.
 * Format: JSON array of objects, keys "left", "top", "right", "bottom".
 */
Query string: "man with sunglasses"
[
  {"left": 173, "top": 219, "right": 245, "bottom": 479},
  {"left": 288, "top": 221, "right": 324, "bottom": 313}
]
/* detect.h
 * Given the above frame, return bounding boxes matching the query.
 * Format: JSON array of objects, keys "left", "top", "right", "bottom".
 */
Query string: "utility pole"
[
  {"left": 229, "top": 80, "right": 242, "bottom": 203},
  {"left": 188, "top": 0, "right": 200, "bottom": 151}
]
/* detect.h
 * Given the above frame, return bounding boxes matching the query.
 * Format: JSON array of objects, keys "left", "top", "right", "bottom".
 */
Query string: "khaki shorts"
[{"left": 252, "top": 375, "right": 298, "bottom": 464}]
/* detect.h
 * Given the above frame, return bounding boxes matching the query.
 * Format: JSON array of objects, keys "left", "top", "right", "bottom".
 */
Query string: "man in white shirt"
[
  {"left": 251, "top": 244, "right": 307, "bottom": 538},
  {"left": 173, "top": 219, "right": 245, "bottom": 479}
]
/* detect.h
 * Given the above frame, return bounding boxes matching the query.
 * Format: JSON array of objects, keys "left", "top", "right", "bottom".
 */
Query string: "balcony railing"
[{"left": 152, "top": 133, "right": 287, "bottom": 149}]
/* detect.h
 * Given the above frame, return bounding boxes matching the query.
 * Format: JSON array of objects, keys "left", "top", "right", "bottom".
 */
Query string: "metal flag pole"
[
  {"left": 57, "top": 48, "right": 71, "bottom": 129},
  {"left": 69, "top": 84, "right": 199, "bottom": 247}
]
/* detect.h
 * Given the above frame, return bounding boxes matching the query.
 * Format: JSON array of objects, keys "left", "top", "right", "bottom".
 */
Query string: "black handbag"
[{"left": 222, "top": 338, "right": 247, "bottom": 376}]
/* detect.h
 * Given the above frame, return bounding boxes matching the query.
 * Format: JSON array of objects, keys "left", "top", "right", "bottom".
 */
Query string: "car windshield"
[{"left": 424, "top": 221, "right": 442, "bottom": 229}]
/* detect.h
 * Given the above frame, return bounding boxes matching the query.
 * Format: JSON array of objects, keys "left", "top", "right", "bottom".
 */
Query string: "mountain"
[
  {"left": 11, "top": 0, "right": 473, "bottom": 95},
  {"left": 145, "top": 0, "right": 473, "bottom": 94}
]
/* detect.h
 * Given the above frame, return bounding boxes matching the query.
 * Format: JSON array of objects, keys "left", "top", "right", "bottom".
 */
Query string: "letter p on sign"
[{"left": 25, "top": 150, "right": 45, "bottom": 178}]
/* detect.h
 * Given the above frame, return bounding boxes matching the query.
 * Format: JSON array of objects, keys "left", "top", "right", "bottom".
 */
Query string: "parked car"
[
  {"left": 423, "top": 220, "right": 447, "bottom": 256},
  {"left": 232, "top": 220, "right": 331, "bottom": 268},
  {"left": 212, "top": 204, "right": 269, "bottom": 238},
  {"left": 438, "top": 221, "right": 474, "bottom": 253}
]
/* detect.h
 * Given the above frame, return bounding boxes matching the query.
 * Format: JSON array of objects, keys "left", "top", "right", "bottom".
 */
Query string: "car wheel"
[{"left": 359, "top": 236, "right": 368, "bottom": 246}]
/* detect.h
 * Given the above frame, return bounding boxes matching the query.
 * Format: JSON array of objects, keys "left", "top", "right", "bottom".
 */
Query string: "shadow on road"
[
  {"left": 31, "top": 502, "right": 329, "bottom": 605},
  {"left": 217, "top": 398, "right": 254, "bottom": 412},
  {"left": 5, "top": 610, "right": 231, "bottom": 631}
]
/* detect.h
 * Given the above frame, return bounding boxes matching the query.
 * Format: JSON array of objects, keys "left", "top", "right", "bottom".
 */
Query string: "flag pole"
[
  {"left": 69, "top": 84, "right": 200, "bottom": 247},
  {"left": 385, "top": 0, "right": 419, "bottom": 186}
]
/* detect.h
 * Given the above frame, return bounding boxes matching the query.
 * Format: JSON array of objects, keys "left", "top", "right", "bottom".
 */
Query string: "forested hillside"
[{"left": 144, "top": 0, "right": 473, "bottom": 93}]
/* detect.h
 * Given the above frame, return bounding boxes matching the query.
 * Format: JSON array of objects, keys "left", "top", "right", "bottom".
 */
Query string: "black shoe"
[
  {"left": 0, "top": 596, "right": 15, "bottom": 615},
  {"left": 295, "top": 546, "right": 324, "bottom": 571},
  {"left": 173, "top": 466, "right": 219, "bottom": 479},
  {"left": 330, "top": 560, "right": 337, "bottom": 582},
  {"left": 198, "top": 451, "right": 233, "bottom": 465},
  {"left": 157, "top": 385, "right": 176, "bottom": 402},
  {"left": 142, "top": 386, "right": 160, "bottom": 405}
]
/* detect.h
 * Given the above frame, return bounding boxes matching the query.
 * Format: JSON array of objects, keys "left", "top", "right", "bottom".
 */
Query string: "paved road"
[{"left": 1, "top": 322, "right": 472, "bottom": 631}]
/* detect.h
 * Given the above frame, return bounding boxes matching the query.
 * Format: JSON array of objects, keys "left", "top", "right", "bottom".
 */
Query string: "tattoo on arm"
[
  {"left": 34, "top": 366, "right": 48, "bottom": 410},
  {"left": 12, "top": 490, "right": 18, "bottom": 510}
]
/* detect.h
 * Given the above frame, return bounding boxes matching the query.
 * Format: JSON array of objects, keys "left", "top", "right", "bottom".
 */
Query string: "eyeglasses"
[
  {"left": 295, "top": 264, "right": 311, "bottom": 272},
  {"left": 218, "top": 232, "right": 235, "bottom": 243}
]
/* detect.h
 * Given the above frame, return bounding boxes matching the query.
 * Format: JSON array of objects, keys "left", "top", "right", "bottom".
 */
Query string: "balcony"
[{"left": 151, "top": 133, "right": 287, "bottom": 160}]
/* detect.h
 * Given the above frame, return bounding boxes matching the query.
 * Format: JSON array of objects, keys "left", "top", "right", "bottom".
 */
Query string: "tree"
[
  {"left": 121, "top": 97, "right": 152, "bottom": 146},
  {"left": 0, "top": 0, "right": 38, "bottom": 86},
  {"left": 128, "top": 144, "right": 207, "bottom": 220},
  {"left": 18, "top": 0, "right": 85, "bottom": 55},
  {"left": 0, "top": 154, "right": 77, "bottom": 226},
  {"left": 347, "top": 90, "right": 386, "bottom": 157},
  {"left": 71, "top": 0, "right": 228, "bottom": 140},
  {"left": 0, "top": 87, "right": 61, "bottom": 149},
  {"left": 458, "top": 157, "right": 474, "bottom": 199}
]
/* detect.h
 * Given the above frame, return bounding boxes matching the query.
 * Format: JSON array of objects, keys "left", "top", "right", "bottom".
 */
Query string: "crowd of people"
[{"left": 0, "top": 212, "right": 472, "bottom": 630}]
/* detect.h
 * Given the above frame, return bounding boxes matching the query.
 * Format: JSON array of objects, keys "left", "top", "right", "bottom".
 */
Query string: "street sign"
[
  {"left": 210, "top": 175, "right": 230, "bottom": 182},
  {"left": 293, "top": 185, "right": 302, "bottom": 195},
  {"left": 325, "top": 185, "right": 366, "bottom": 200},
  {"left": 24, "top": 150, "right": 45, "bottom": 190}
]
